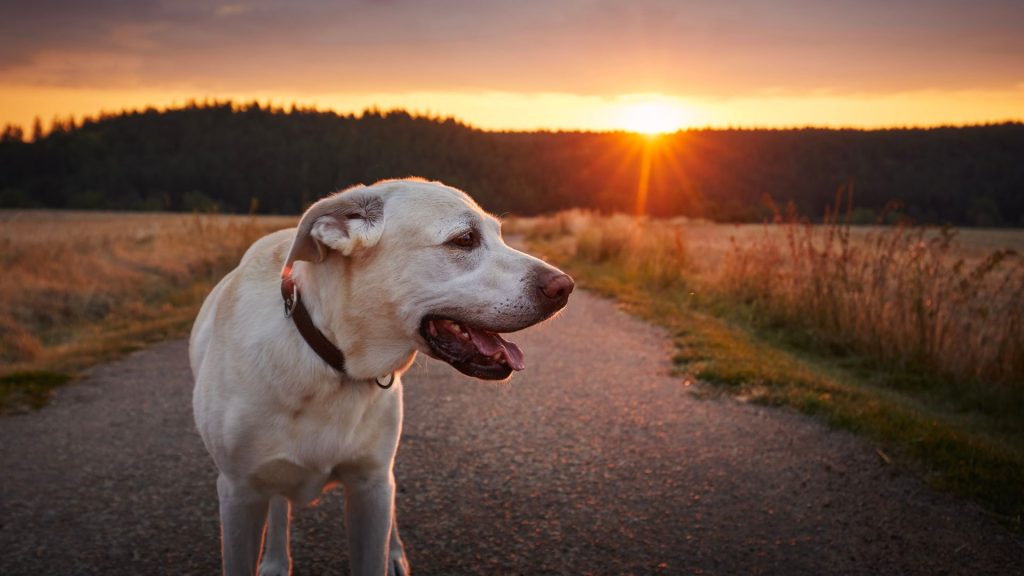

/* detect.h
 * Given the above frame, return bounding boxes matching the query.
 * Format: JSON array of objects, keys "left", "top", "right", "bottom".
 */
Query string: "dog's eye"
[{"left": 447, "top": 230, "right": 478, "bottom": 249}]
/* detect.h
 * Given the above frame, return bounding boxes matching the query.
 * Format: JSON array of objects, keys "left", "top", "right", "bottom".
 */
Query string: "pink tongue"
[{"left": 465, "top": 325, "right": 525, "bottom": 371}]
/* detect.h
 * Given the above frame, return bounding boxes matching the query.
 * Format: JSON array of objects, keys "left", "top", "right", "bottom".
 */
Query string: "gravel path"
[{"left": 2, "top": 289, "right": 1022, "bottom": 575}]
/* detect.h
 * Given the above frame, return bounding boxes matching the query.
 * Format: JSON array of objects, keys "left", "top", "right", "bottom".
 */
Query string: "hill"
[{"left": 1, "top": 102, "right": 1022, "bottom": 225}]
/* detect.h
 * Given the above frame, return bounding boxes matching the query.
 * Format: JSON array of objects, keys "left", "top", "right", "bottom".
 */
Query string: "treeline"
[{"left": 1, "top": 101, "right": 1022, "bottom": 225}]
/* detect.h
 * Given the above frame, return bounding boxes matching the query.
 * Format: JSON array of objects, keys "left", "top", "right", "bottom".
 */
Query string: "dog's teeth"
[
  {"left": 491, "top": 352, "right": 502, "bottom": 361},
  {"left": 458, "top": 332, "right": 470, "bottom": 341}
]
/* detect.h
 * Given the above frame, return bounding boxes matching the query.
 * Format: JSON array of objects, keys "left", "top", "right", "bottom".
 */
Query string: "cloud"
[{"left": 0, "top": 0, "right": 1022, "bottom": 97}]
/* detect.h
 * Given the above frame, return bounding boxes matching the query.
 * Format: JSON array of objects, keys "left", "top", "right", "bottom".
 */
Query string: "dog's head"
[{"left": 284, "top": 179, "right": 573, "bottom": 380}]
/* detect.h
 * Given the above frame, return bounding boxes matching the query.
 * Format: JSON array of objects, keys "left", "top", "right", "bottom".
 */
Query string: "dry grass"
[
  {"left": 514, "top": 207, "right": 1024, "bottom": 391},
  {"left": 718, "top": 202, "right": 1024, "bottom": 390},
  {"left": 0, "top": 210, "right": 295, "bottom": 405}
]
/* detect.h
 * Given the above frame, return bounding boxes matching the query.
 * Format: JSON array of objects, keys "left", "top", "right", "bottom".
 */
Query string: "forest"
[{"left": 1, "top": 101, "right": 1021, "bottom": 226}]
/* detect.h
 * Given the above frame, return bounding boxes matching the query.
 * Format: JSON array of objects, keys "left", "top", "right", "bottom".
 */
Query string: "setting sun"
[{"left": 618, "top": 100, "right": 693, "bottom": 135}]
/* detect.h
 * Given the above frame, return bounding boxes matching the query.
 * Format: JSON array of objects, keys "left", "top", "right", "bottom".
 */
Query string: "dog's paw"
[
  {"left": 388, "top": 547, "right": 410, "bottom": 576},
  {"left": 258, "top": 558, "right": 290, "bottom": 576}
]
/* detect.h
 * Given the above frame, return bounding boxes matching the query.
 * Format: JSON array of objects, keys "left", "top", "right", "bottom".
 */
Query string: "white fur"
[{"left": 190, "top": 179, "right": 568, "bottom": 576}]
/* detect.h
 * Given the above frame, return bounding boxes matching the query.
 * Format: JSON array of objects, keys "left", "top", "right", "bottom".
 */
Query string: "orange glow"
[{"left": 0, "top": 86, "right": 1021, "bottom": 135}]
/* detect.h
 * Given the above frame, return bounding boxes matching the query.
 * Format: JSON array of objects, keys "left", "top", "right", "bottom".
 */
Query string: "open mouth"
[{"left": 419, "top": 315, "right": 525, "bottom": 380}]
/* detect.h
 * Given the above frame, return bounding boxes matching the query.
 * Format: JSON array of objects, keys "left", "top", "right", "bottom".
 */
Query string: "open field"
[
  {"left": 0, "top": 210, "right": 296, "bottom": 411},
  {"left": 509, "top": 211, "right": 1024, "bottom": 527},
  {"left": 511, "top": 209, "right": 1024, "bottom": 383}
]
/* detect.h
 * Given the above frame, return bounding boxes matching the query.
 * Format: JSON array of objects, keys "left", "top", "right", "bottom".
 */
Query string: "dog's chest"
[{"left": 249, "top": 385, "right": 402, "bottom": 502}]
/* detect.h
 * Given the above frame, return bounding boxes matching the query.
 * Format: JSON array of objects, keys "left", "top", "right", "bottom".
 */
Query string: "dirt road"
[{"left": 1, "top": 290, "right": 1021, "bottom": 575}]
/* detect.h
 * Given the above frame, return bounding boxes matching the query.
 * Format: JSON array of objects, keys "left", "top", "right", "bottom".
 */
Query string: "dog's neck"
[{"left": 290, "top": 260, "right": 417, "bottom": 380}]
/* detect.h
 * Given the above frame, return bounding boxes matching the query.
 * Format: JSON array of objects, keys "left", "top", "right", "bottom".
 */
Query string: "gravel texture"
[{"left": 2, "top": 289, "right": 1022, "bottom": 575}]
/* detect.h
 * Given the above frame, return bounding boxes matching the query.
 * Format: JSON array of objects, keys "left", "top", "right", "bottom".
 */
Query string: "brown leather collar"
[
  {"left": 281, "top": 269, "right": 347, "bottom": 374},
  {"left": 280, "top": 268, "right": 394, "bottom": 389}
]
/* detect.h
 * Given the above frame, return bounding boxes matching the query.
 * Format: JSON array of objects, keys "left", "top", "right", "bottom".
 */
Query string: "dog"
[{"left": 189, "top": 179, "right": 573, "bottom": 576}]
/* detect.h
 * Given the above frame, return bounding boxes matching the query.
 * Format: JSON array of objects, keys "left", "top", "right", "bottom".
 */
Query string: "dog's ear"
[{"left": 284, "top": 190, "right": 385, "bottom": 270}]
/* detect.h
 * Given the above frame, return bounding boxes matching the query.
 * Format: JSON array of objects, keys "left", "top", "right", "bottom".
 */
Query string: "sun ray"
[{"left": 634, "top": 137, "right": 654, "bottom": 216}]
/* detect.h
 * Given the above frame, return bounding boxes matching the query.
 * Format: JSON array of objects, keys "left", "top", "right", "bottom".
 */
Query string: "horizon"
[
  {"left": 8, "top": 99, "right": 1024, "bottom": 139},
  {"left": 5, "top": 90, "right": 1023, "bottom": 136},
  {"left": 2, "top": 1, "right": 1023, "bottom": 134}
]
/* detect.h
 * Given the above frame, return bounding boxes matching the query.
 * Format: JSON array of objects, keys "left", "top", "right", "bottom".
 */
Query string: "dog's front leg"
[
  {"left": 344, "top": 472, "right": 395, "bottom": 576},
  {"left": 388, "top": 506, "right": 410, "bottom": 576},
  {"left": 218, "top": 474, "right": 270, "bottom": 576},
  {"left": 258, "top": 496, "right": 291, "bottom": 576}
]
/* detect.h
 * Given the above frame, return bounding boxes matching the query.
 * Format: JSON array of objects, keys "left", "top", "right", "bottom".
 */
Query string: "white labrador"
[{"left": 190, "top": 179, "right": 573, "bottom": 576}]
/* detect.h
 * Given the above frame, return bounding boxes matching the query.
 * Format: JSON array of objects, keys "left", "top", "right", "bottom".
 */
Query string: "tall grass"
[
  {"left": 719, "top": 198, "right": 1024, "bottom": 391},
  {"left": 0, "top": 211, "right": 294, "bottom": 375},
  {"left": 516, "top": 205, "right": 1023, "bottom": 391}
]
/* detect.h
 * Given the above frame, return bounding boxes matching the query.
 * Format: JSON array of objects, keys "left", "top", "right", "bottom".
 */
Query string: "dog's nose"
[{"left": 539, "top": 271, "right": 575, "bottom": 301}]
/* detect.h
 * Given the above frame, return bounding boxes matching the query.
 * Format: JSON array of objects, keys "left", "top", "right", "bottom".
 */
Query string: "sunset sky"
[{"left": 1, "top": 0, "right": 1022, "bottom": 132}]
